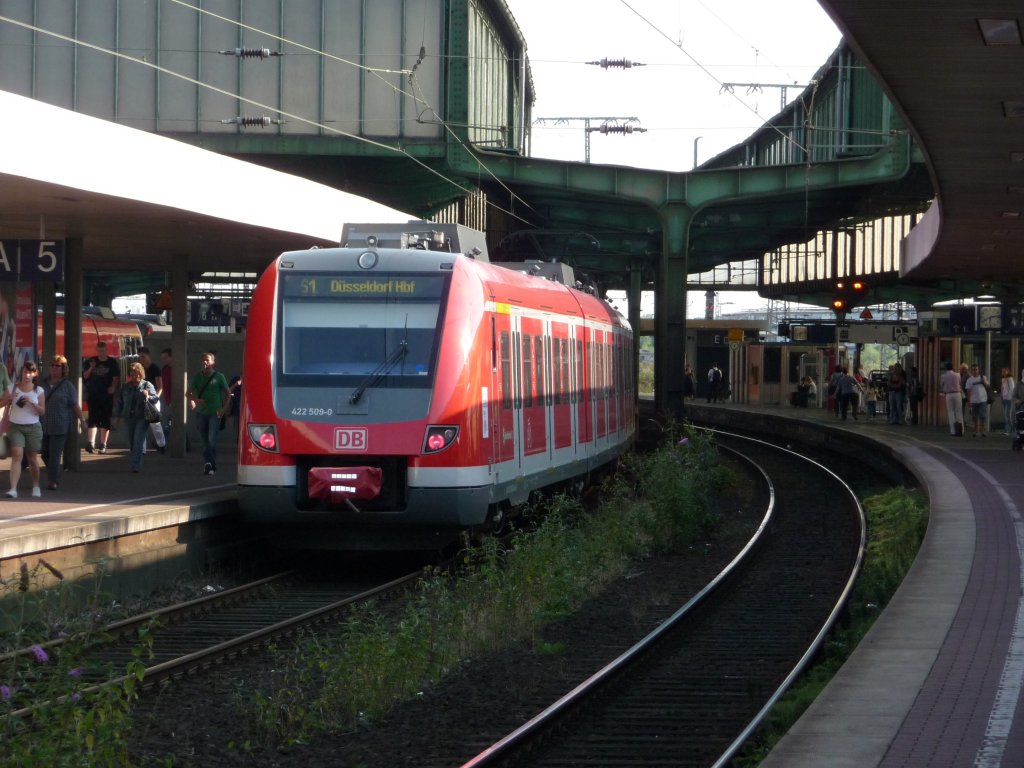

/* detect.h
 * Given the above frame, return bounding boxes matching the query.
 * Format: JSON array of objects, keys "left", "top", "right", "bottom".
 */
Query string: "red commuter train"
[
  {"left": 50, "top": 311, "right": 145, "bottom": 359},
  {"left": 238, "top": 222, "right": 636, "bottom": 549}
]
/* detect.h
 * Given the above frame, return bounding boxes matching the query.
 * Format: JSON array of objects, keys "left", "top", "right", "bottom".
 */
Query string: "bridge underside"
[{"left": 220, "top": 145, "right": 936, "bottom": 303}]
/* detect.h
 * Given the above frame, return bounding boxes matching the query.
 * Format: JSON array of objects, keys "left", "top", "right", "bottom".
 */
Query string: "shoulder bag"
[
  {"left": 142, "top": 386, "right": 161, "bottom": 423},
  {"left": 0, "top": 403, "right": 9, "bottom": 459}
]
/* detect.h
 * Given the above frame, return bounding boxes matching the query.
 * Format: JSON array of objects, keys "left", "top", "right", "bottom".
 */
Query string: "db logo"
[{"left": 334, "top": 428, "right": 368, "bottom": 451}]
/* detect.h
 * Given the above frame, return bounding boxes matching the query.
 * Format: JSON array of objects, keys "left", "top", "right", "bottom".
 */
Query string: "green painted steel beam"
[{"left": 447, "top": 132, "right": 911, "bottom": 214}]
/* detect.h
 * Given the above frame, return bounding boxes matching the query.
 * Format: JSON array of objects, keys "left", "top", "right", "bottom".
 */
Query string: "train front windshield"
[{"left": 278, "top": 272, "right": 448, "bottom": 385}]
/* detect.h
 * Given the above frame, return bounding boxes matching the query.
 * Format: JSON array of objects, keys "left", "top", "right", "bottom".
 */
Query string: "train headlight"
[
  {"left": 423, "top": 425, "right": 458, "bottom": 454},
  {"left": 248, "top": 424, "right": 280, "bottom": 453}
]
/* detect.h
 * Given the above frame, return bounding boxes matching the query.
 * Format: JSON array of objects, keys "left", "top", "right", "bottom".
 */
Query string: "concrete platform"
[
  {"left": 687, "top": 399, "right": 1024, "bottom": 767},
  {"left": 0, "top": 434, "right": 239, "bottom": 593}
]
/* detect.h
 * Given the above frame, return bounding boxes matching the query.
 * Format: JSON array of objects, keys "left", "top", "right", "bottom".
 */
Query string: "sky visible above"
[
  {"left": 507, "top": 0, "right": 842, "bottom": 171},
  {"left": 505, "top": 0, "right": 842, "bottom": 315}
]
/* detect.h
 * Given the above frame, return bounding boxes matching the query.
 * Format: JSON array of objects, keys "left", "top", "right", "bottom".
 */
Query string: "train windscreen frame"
[{"left": 277, "top": 272, "right": 450, "bottom": 388}]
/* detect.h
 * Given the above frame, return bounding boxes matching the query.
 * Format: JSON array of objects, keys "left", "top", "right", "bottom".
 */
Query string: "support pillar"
[
  {"left": 653, "top": 206, "right": 691, "bottom": 422},
  {"left": 64, "top": 238, "right": 84, "bottom": 471},
  {"left": 170, "top": 257, "right": 190, "bottom": 459},
  {"left": 39, "top": 285, "right": 56, "bottom": 365},
  {"left": 628, "top": 261, "right": 642, "bottom": 420}
]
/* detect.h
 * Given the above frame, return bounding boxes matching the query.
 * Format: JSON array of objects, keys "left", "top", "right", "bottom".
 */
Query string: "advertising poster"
[{"left": 0, "top": 283, "right": 14, "bottom": 381}]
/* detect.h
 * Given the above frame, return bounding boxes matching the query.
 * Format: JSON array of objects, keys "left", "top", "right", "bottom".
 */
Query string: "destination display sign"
[{"left": 282, "top": 274, "right": 445, "bottom": 299}]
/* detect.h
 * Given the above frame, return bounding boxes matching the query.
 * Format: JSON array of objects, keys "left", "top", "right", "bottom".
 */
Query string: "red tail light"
[
  {"left": 247, "top": 424, "right": 279, "bottom": 453},
  {"left": 422, "top": 425, "right": 458, "bottom": 454}
]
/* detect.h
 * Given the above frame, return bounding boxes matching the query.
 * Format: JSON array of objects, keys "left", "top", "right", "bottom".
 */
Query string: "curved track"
[{"left": 463, "top": 430, "right": 866, "bottom": 768}]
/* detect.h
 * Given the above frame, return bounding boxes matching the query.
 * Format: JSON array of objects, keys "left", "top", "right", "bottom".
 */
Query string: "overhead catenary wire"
[
  {"left": 616, "top": 0, "right": 812, "bottom": 155},
  {"left": 0, "top": 11, "right": 539, "bottom": 227}
]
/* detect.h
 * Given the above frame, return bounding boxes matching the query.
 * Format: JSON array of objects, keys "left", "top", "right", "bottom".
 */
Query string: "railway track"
[
  {"left": 461, "top": 429, "right": 866, "bottom": 768},
  {"left": 5, "top": 567, "right": 423, "bottom": 718}
]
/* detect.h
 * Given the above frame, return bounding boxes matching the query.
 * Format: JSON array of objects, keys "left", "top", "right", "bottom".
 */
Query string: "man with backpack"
[{"left": 707, "top": 362, "right": 723, "bottom": 403}]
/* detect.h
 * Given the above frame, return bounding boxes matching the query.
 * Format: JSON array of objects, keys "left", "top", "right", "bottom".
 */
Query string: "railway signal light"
[{"left": 832, "top": 278, "right": 866, "bottom": 316}]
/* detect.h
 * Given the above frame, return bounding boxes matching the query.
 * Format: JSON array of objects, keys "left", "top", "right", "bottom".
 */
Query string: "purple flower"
[
  {"left": 1, "top": 685, "right": 11, "bottom": 700},
  {"left": 68, "top": 667, "right": 84, "bottom": 678},
  {"left": 30, "top": 645, "right": 48, "bottom": 664}
]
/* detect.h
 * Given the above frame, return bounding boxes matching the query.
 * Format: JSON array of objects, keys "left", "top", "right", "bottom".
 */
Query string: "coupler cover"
[{"left": 307, "top": 467, "right": 383, "bottom": 502}]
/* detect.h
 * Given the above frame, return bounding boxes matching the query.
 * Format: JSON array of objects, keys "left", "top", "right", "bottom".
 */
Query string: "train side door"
[
  {"left": 551, "top": 321, "right": 572, "bottom": 451},
  {"left": 493, "top": 312, "right": 516, "bottom": 468},
  {"left": 607, "top": 332, "right": 618, "bottom": 434},
  {"left": 576, "top": 327, "right": 591, "bottom": 445},
  {"left": 595, "top": 328, "right": 607, "bottom": 439},
  {"left": 520, "top": 315, "right": 547, "bottom": 458}
]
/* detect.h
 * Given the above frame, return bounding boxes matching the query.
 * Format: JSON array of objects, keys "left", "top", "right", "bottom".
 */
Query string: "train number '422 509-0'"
[{"left": 290, "top": 407, "right": 334, "bottom": 416}]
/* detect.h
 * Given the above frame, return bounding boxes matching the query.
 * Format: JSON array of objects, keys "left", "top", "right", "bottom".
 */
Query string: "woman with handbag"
[
  {"left": 114, "top": 362, "right": 157, "bottom": 473},
  {"left": 42, "top": 355, "right": 87, "bottom": 490},
  {"left": 6, "top": 361, "right": 45, "bottom": 498}
]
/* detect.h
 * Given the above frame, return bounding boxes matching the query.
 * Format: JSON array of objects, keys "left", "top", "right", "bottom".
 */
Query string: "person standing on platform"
[
  {"left": 5, "top": 362, "right": 45, "bottom": 498},
  {"left": 906, "top": 366, "right": 923, "bottom": 425},
  {"left": 683, "top": 363, "right": 696, "bottom": 400},
  {"left": 83, "top": 340, "right": 119, "bottom": 454},
  {"left": 999, "top": 367, "right": 1015, "bottom": 435},
  {"left": 1013, "top": 369, "right": 1024, "bottom": 433},
  {"left": 865, "top": 380, "right": 881, "bottom": 420},
  {"left": 226, "top": 374, "right": 242, "bottom": 437},
  {"left": 838, "top": 367, "right": 860, "bottom": 421},
  {"left": 941, "top": 362, "right": 964, "bottom": 436},
  {"left": 42, "top": 355, "right": 86, "bottom": 491},
  {"left": 707, "top": 362, "right": 723, "bottom": 403},
  {"left": 137, "top": 346, "right": 165, "bottom": 453},
  {"left": 887, "top": 363, "right": 907, "bottom": 425},
  {"left": 115, "top": 362, "right": 157, "bottom": 473},
  {"left": 964, "top": 363, "right": 990, "bottom": 437},
  {"left": 186, "top": 351, "right": 231, "bottom": 476},
  {"left": 959, "top": 362, "right": 971, "bottom": 419},
  {"left": 828, "top": 366, "right": 843, "bottom": 418}
]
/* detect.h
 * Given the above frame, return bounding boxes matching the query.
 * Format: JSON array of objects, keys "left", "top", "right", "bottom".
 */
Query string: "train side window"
[
  {"left": 552, "top": 337, "right": 561, "bottom": 405},
  {"left": 587, "top": 340, "right": 594, "bottom": 403},
  {"left": 575, "top": 339, "right": 583, "bottom": 403},
  {"left": 607, "top": 341, "right": 613, "bottom": 398},
  {"left": 512, "top": 331, "right": 522, "bottom": 408},
  {"left": 534, "top": 335, "right": 545, "bottom": 405},
  {"left": 560, "top": 339, "right": 570, "bottom": 405},
  {"left": 522, "top": 335, "right": 533, "bottom": 408},
  {"left": 500, "top": 331, "right": 511, "bottom": 410}
]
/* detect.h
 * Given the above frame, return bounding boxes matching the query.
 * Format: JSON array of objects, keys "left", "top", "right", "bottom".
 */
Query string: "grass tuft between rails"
[
  {"left": 243, "top": 425, "right": 734, "bottom": 750},
  {"left": 736, "top": 486, "right": 928, "bottom": 765}
]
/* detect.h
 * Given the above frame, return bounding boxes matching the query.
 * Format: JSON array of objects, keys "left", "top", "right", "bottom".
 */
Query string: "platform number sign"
[{"left": 0, "top": 239, "right": 65, "bottom": 282}]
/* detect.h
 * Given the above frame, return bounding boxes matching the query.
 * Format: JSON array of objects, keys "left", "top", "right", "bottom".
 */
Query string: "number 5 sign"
[{"left": 0, "top": 239, "right": 65, "bottom": 282}]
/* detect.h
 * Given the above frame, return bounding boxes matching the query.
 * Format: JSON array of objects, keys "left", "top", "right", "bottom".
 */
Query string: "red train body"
[
  {"left": 238, "top": 223, "right": 636, "bottom": 548},
  {"left": 44, "top": 312, "right": 144, "bottom": 359}
]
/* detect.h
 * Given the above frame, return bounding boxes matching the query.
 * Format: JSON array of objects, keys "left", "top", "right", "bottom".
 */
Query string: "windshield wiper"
[{"left": 349, "top": 340, "right": 409, "bottom": 405}]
